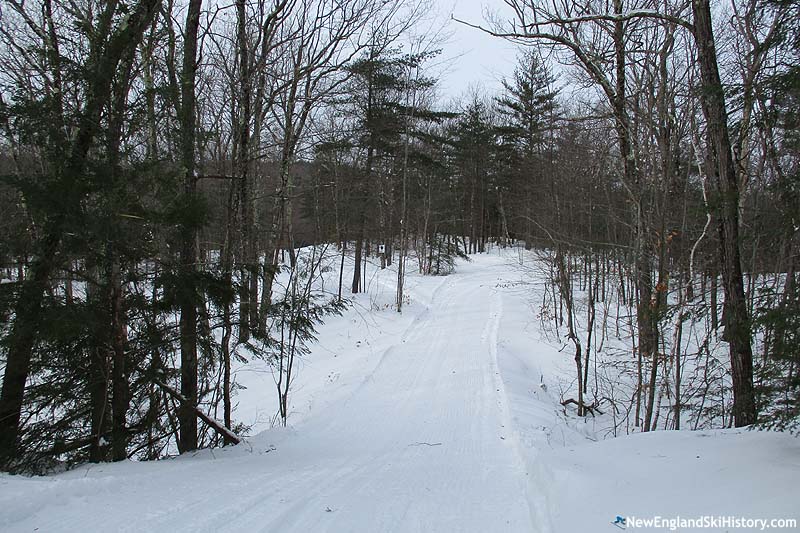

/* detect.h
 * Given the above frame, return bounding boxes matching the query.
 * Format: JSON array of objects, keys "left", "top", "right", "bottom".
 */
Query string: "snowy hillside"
[{"left": 1, "top": 250, "right": 797, "bottom": 532}]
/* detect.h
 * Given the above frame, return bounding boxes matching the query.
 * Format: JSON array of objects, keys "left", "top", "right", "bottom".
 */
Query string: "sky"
[{"left": 427, "top": 1, "right": 522, "bottom": 101}]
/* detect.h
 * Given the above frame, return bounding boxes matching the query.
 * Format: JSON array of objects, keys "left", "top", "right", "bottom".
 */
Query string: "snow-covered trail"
[
  {"left": 240, "top": 260, "right": 536, "bottom": 532},
  {"left": 1, "top": 255, "right": 542, "bottom": 533},
  {"left": 4, "top": 251, "right": 799, "bottom": 532}
]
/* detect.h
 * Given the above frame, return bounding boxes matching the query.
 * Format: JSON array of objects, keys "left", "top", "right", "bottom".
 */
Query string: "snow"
[
  {"left": 1, "top": 249, "right": 797, "bottom": 532},
  {"left": 541, "top": 428, "right": 800, "bottom": 532}
]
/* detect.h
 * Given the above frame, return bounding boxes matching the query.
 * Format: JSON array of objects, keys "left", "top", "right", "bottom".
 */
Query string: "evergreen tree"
[
  {"left": 495, "top": 51, "right": 560, "bottom": 248},
  {"left": 754, "top": 0, "right": 800, "bottom": 433},
  {"left": 449, "top": 98, "right": 496, "bottom": 254}
]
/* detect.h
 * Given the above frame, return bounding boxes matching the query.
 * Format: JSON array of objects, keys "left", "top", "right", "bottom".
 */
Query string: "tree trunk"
[
  {"left": 692, "top": 0, "right": 757, "bottom": 426},
  {"left": 236, "top": 0, "right": 254, "bottom": 343},
  {"left": 109, "top": 258, "right": 129, "bottom": 461},
  {"left": 177, "top": 0, "right": 203, "bottom": 453},
  {"left": 87, "top": 263, "right": 111, "bottom": 463},
  {"left": 352, "top": 226, "right": 364, "bottom": 294}
]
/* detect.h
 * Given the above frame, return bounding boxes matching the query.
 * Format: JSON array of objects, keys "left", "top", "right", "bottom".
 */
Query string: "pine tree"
[{"left": 495, "top": 51, "right": 560, "bottom": 249}]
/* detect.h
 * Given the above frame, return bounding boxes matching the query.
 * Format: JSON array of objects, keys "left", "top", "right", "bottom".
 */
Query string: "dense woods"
[{"left": 0, "top": 0, "right": 797, "bottom": 472}]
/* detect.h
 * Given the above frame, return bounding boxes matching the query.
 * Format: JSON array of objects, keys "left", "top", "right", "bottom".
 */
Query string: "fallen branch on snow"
[
  {"left": 153, "top": 379, "right": 242, "bottom": 446},
  {"left": 561, "top": 398, "right": 604, "bottom": 417}
]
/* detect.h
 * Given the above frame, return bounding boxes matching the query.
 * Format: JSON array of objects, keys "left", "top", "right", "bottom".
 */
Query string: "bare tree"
[{"left": 460, "top": 0, "right": 758, "bottom": 427}]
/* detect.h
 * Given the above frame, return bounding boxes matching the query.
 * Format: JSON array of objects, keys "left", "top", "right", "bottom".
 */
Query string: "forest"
[{"left": 0, "top": 0, "right": 797, "bottom": 474}]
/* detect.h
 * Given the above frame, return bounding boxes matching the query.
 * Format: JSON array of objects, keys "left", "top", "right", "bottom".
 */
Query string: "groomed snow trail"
[{"left": 1, "top": 256, "right": 541, "bottom": 533}]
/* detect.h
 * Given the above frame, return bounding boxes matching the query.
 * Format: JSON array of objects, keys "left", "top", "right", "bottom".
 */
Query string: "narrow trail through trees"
[{"left": 2, "top": 257, "right": 546, "bottom": 533}]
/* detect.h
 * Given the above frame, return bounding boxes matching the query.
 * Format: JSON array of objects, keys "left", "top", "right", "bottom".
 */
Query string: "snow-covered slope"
[
  {"left": 1, "top": 250, "right": 797, "bottom": 532},
  {"left": 540, "top": 428, "right": 800, "bottom": 532}
]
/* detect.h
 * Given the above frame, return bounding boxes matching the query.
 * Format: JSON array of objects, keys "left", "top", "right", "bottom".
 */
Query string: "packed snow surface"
[{"left": 1, "top": 251, "right": 798, "bottom": 532}]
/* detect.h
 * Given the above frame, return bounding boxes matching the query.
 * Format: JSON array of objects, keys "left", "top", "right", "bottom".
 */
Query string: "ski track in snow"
[
  {"left": 0, "top": 255, "right": 543, "bottom": 533},
  {"left": 2, "top": 252, "right": 798, "bottom": 533}
]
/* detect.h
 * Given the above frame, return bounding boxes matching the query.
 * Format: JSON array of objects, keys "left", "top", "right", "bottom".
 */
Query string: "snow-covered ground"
[{"left": 1, "top": 249, "right": 798, "bottom": 532}]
